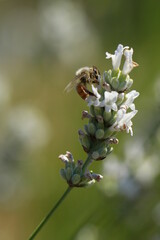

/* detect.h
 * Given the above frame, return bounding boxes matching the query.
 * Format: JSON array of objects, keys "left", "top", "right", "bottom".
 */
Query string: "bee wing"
[
  {"left": 64, "top": 77, "right": 79, "bottom": 93},
  {"left": 64, "top": 73, "right": 86, "bottom": 93}
]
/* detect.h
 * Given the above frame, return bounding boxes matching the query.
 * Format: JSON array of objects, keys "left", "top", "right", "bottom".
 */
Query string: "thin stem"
[
  {"left": 82, "top": 154, "right": 93, "bottom": 174},
  {"left": 28, "top": 186, "right": 72, "bottom": 240}
]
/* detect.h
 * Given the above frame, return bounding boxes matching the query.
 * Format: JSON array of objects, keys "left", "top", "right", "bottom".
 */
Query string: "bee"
[{"left": 65, "top": 66, "right": 101, "bottom": 100}]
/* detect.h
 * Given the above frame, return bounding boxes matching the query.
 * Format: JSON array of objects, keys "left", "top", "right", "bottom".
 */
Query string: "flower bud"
[
  {"left": 107, "top": 137, "right": 119, "bottom": 144},
  {"left": 77, "top": 159, "right": 83, "bottom": 166},
  {"left": 103, "top": 111, "right": 112, "bottom": 122},
  {"left": 111, "top": 69, "right": 120, "bottom": 77},
  {"left": 86, "top": 179, "right": 96, "bottom": 186},
  {"left": 66, "top": 151, "right": 74, "bottom": 162},
  {"left": 85, "top": 171, "right": 93, "bottom": 180},
  {"left": 111, "top": 77, "right": 119, "bottom": 90},
  {"left": 117, "top": 93, "right": 125, "bottom": 105},
  {"left": 94, "top": 148, "right": 108, "bottom": 161},
  {"left": 78, "top": 130, "right": 91, "bottom": 151},
  {"left": 88, "top": 123, "right": 96, "bottom": 135},
  {"left": 78, "top": 129, "right": 85, "bottom": 137},
  {"left": 81, "top": 135, "right": 90, "bottom": 150},
  {"left": 118, "top": 80, "right": 127, "bottom": 92},
  {"left": 97, "top": 121, "right": 104, "bottom": 130},
  {"left": 102, "top": 82, "right": 111, "bottom": 92},
  {"left": 108, "top": 112, "right": 117, "bottom": 125},
  {"left": 98, "top": 147, "right": 108, "bottom": 159},
  {"left": 118, "top": 74, "right": 133, "bottom": 92},
  {"left": 103, "top": 128, "right": 113, "bottom": 138},
  {"left": 114, "top": 73, "right": 127, "bottom": 92},
  {"left": 82, "top": 110, "right": 92, "bottom": 120},
  {"left": 89, "top": 105, "right": 95, "bottom": 116},
  {"left": 91, "top": 173, "right": 103, "bottom": 182},
  {"left": 58, "top": 154, "right": 69, "bottom": 163},
  {"left": 60, "top": 168, "right": 66, "bottom": 180},
  {"left": 104, "top": 70, "right": 112, "bottom": 84},
  {"left": 96, "top": 115, "right": 104, "bottom": 124},
  {"left": 65, "top": 167, "right": 72, "bottom": 181},
  {"left": 126, "top": 78, "right": 133, "bottom": 89},
  {"left": 94, "top": 106, "right": 103, "bottom": 116},
  {"left": 74, "top": 165, "right": 82, "bottom": 175},
  {"left": 84, "top": 124, "right": 89, "bottom": 135},
  {"left": 92, "top": 151, "right": 100, "bottom": 160},
  {"left": 95, "top": 129, "right": 104, "bottom": 139},
  {"left": 71, "top": 174, "right": 81, "bottom": 185},
  {"left": 118, "top": 72, "right": 127, "bottom": 82},
  {"left": 107, "top": 146, "right": 113, "bottom": 155}
]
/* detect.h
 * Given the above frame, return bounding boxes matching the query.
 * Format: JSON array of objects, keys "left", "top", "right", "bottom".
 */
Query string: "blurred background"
[{"left": 0, "top": 0, "right": 160, "bottom": 239}]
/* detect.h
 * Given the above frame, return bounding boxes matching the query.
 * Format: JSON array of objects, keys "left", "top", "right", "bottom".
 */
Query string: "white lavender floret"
[
  {"left": 110, "top": 109, "right": 138, "bottom": 136},
  {"left": 100, "top": 91, "right": 118, "bottom": 112},
  {"left": 106, "top": 44, "right": 128, "bottom": 71}
]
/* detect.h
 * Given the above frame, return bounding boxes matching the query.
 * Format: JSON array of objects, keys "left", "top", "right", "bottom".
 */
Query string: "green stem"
[
  {"left": 82, "top": 154, "right": 93, "bottom": 174},
  {"left": 28, "top": 186, "right": 72, "bottom": 240}
]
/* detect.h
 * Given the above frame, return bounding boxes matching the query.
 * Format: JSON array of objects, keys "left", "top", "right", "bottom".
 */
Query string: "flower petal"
[
  {"left": 122, "top": 48, "right": 138, "bottom": 75},
  {"left": 106, "top": 44, "right": 129, "bottom": 70}
]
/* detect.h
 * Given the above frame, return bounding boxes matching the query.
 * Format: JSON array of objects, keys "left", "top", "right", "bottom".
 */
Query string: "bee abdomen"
[{"left": 76, "top": 84, "right": 89, "bottom": 100}]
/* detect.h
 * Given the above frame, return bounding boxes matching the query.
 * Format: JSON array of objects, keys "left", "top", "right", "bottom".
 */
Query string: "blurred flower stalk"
[
  {"left": 59, "top": 44, "right": 139, "bottom": 187},
  {"left": 29, "top": 44, "right": 139, "bottom": 239}
]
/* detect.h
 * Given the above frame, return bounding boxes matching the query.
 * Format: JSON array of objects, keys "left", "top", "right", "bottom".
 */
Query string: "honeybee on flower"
[{"left": 65, "top": 66, "right": 101, "bottom": 100}]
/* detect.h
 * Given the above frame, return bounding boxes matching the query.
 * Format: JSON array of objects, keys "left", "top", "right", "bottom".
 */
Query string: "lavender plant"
[
  {"left": 28, "top": 44, "right": 139, "bottom": 239},
  {"left": 59, "top": 44, "right": 139, "bottom": 187}
]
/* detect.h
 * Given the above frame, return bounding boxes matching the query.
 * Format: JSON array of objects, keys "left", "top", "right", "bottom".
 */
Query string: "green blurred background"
[{"left": 0, "top": 0, "right": 160, "bottom": 239}]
